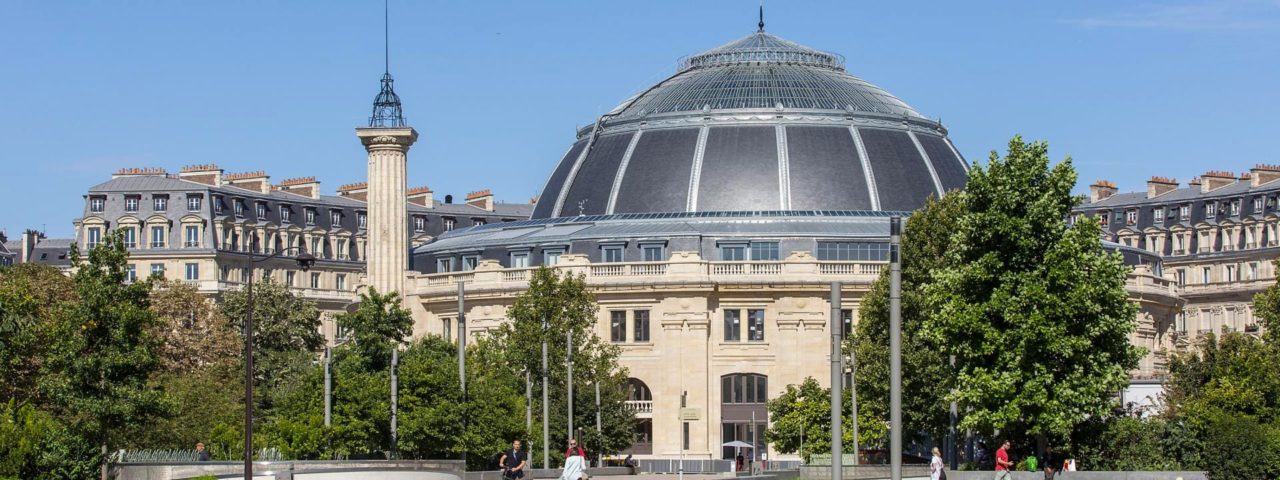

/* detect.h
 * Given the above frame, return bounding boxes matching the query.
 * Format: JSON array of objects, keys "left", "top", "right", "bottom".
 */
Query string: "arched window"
[
  {"left": 721, "top": 373, "right": 767, "bottom": 404},
  {"left": 626, "top": 378, "right": 652, "bottom": 402}
]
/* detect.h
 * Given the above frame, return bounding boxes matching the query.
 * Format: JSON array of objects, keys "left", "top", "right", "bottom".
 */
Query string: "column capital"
[{"left": 356, "top": 127, "right": 419, "bottom": 150}]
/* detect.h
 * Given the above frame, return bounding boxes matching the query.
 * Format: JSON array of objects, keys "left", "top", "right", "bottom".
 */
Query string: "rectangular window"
[
  {"left": 87, "top": 227, "right": 102, "bottom": 249},
  {"left": 724, "top": 309, "right": 741, "bottom": 341},
  {"left": 150, "top": 226, "right": 165, "bottom": 248},
  {"left": 213, "top": 197, "right": 223, "bottom": 214},
  {"left": 1206, "top": 203, "right": 1217, "bottom": 217},
  {"left": 720, "top": 245, "right": 746, "bottom": 261},
  {"left": 842, "top": 309, "right": 853, "bottom": 338},
  {"left": 330, "top": 211, "right": 341, "bottom": 226},
  {"left": 1180, "top": 205, "right": 1190, "bottom": 220},
  {"left": 257, "top": 203, "right": 267, "bottom": 220},
  {"left": 125, "top": 196, "right": 139, "bottom": 212},
  {"left": 610, "top": 311, "right": 627, "bottom": 343},
  {"left": 122, "top": 227, "right": 137, "bottom": 248},
  {"left": 1230, "top": 201, "right": 1240, "bottom": 216},
  {"left": 286, "top": 270, "right": 296, "bottom": 286},
  {"left": 544, "top": 249, "right": 563, "bottom": 266},
  {"left": 444, "top": 218, "right": 456, "bottom": 231},
  {"left": 187, "top": 196, "right": 201, "bottom": 211},
  {"left": 747, "top": 309, "right": 765, "bottom": 342},
  {"left": 310, "top": 272, "right": 320, "bottom": 289},
  {"left": 1176, "top": 269, "right": 1186, "bottom": 286},
  {"left": 475, "top": 218, "right": 486, "bottom": 226},
  {"left": 305, "top": 208, "right": 316, "bottom": 225},
  {"left": 240, "top": 268, "right": 250, "bottom": 283},
  {"left": 1125, "top": 210, "right": 1138, "bottom": 225},
  {"left": 1202, "top": 267, "right": 1211, "bottom": 284},
  {"left": 1154, "top": 208, "right": 1164, "bottom": 222},
  {"left": 642, "top": 244, "right": 665, "bottom": 262},
  {"left": 634, "top": 310, "right": 650, "bottom": 342},
  {"left": 815, "top": 241, "right": 891, "bottom": 261},
  {"left": 443, "top": 318, "right": 452, "bottom": 342},
  {"left": 185, "top": 225, "right": 199, "bottom": 247},
  {"left": 125, "top": 264, "right": 137, "bottom": 283},
  {"left": 462, "top": 255, "right": 479, "bottom": 271},
  {"left": 414, "top": 216, "right": 426, "bottom": 232},
  {"left": 358, "top": 213, "right": 367, "bottom": 230},
  {"left": 150, "top": 263, "right": 165, "bottom": 278},
  {"left": 336, "top": 274, "right": 346, "bottom": 291},
  {"left": 184, "top": 263, "right": 199, "bottom": 281},
  {"left": 1225, "top": 265, "right": 1236, "bottom": 282},
  {"left": 750, "top": 242, "right": 779, "bottom": 261},
  {"left": 510, "top": 252, "right": 529, "bottom": 268},
  {"left": 437, "top": 258, "right": 454, "bottom": 272},
  {"left": 1099, "top": 213, "right": 1109, "bottom": 227},
  {"left": 682, "top": 422, "right": 690, "bottom": 450},
  {"left": 234, "top": 199, "right": 244, "bottom": 217},
  {"left": 281, "top": 206, "right": 292, "bottom": 223},
  {"left": 602, "top": 245, "right": 624, "bottom": 263},
  {"left": 90, "top": 197, "right": 105, "bottom": 212},
  {"left": 1255, "top": 198, "right": 1265, "bottom": 212},
  {"left": 310, "top": 238, "right": 321, "bottom": 256},
  {"left": 153, "top": 196, "right": 167, "bottom": 212},
  {"left": 1250, "top": 262, "right": 1258, "bottom": 281}
]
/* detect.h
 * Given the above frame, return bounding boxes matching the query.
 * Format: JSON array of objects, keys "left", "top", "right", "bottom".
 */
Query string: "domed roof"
[
  {"left": 606, "top": 32, "right": 922, "bottom": 121},
  {"left": 530, "top": 30, "right": 966, "bottom": 219}
]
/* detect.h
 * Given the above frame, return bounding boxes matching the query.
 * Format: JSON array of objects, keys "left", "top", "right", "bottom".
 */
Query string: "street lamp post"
[{"left": 243, "top": 247, "right": 316, "bottom": 480}]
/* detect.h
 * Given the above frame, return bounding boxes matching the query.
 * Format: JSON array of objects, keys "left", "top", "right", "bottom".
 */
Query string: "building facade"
[{"left": 72, "top": 165, "right": 530, "bottom": 342}]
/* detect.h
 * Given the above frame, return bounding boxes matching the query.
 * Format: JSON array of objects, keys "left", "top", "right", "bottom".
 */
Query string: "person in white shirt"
[{"left": 930, "top": 447, "right": 945, "bottom": 480}]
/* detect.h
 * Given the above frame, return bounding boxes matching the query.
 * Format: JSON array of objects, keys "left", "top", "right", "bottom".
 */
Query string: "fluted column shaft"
[{"left": 356, "top": 127, "right": 418, "bottom": 295}]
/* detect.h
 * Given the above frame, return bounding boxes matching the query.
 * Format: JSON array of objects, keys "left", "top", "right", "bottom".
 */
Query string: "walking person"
[
  {"left": 994, "top": 440, "right": 1013, "bottom": 480},
  {"left": 560, "top": 439, "right": 587, "bottom": 480},
  {"left": 499, "top": 439, "right": 528, "bottom": 480},
  {"left": 564, "top": 438, "right": 585, "bottom": 459},
  {"left": 194, "top": 442, "right": 210, "bottom": 462},
  {"left": 930, "top": 447, "right": 946, "bottom": 480}
]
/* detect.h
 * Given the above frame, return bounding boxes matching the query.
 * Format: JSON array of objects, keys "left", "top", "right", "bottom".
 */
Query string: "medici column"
[{"left": 357, "top": 72, "right": 417, "bottom": 295}]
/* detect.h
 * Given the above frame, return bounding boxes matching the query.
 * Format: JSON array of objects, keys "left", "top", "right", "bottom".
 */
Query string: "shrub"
[{"left": 1200, "top": 414, "right": 1280, "bottom": 480}]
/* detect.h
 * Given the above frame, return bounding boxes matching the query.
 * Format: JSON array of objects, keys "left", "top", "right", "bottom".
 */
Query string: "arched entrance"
[{"left": 624, "top": 378, "right": 653, "bottom": 455}]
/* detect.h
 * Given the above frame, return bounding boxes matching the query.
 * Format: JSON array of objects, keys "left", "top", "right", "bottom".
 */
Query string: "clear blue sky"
[{"left": 2, "top": 1, "right": 1278, "bottom": 238}]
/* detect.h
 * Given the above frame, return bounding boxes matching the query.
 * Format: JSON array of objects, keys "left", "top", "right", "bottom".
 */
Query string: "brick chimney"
[
  {"left": 1146, "top": 176, "right": 1178, "bottom": 199},
  {"left": 466, "top": 189, "right": 494, "bottom": 211},
  {"left": 224, "top": 171, "right": 271, "bottom": 194},
  {"left": 179, "top": 164, "right": 223, "bottom": 186},
  {"left": 407, "top": 185, "right": 433, "bottom": 207},
  {"left": 112, "top": 167, "right": 167, "bottom": 179},
  {"left": 1251, "top": 164, "right": 1280, "bottom": 187},
  {"left": 1089, "top": 180, "right": 1118, "bottom": 203},
  {"left": 276, "top": 177, "right": 321, "bottom": 199},
  {"left": 337, "top": 182, "right": 368, "bottom": 202},
  {"left": 1200, "top": 170, "right": 1237, "bottom": 193}
]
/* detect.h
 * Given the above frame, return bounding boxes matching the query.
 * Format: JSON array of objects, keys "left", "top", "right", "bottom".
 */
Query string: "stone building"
[{"left": 71, "top": 165, "right": 530, "bottom": 342}]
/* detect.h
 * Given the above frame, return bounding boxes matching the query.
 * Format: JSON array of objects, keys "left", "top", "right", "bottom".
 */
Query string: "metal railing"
[{"left": 635, "top": 459, "right": 732, "bottom": 474}]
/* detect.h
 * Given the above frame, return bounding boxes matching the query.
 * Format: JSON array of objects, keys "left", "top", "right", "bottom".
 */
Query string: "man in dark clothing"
[
  {"left": 500, "top": 439, "right": 528, "bottom": 480},
  {"left": 195, "top": 442, "right": 210, "bottom": 461}
]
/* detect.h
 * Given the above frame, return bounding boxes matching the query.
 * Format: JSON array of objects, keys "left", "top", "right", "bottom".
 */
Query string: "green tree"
[
  {"left": 41, "top": 232, "right": 168, "bottom": 479},
  {"left": 764, "top": 377, "right": 840, "bottom": 461},
  {"left": 0, "top": 263, "right": 76, "bottom": 405},
  {"left": 336, "top": 287, "right": 413, "bottom": 369},
  {"left": 924, "top": 137, "right": 1141, "bottom": 445},
  {"left": 491, "top": 267, "right": 634, "bottom": 465},
  {"left": 850, "top": 193, "right": 965, "bottom": 447},
  {"left": 220, "top": 279, "right": 323, "bottom": 411},
  {"left": 149, "top": 279, "right": 240, "bottom": 373}
]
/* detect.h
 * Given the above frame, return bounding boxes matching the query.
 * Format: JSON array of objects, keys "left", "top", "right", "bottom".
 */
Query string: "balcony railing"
[
  {"left": 709, "top": 262, "right": 783, "bottom": 276},
  {"left": 625, "top": 400, "right": 653, "bottom": 415}
]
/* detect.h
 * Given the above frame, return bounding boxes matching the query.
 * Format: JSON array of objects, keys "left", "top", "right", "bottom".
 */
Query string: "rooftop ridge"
[
  {"left": 466, "top": 189, "right": 492, "bottom": 200},
  {"left": 1255, "top": 163, "right": 1280, "bottom": 172},
  {"left": 1203, "top": 170, "right": 1236, "bottom": 178},
  {"left": 180, "top": 164, "right": 221, "bottom": 172},
  {"left": 678, "top": 32, "right": 846, "bottom": 72},
  {"left": 278, "top": 176, "right": 317, "bottom": 186},
  {"left": 115, "top": 167, "right": 167, "bottom": 176},
  {"left": 408, "top": 185, "right": 432, "bottom": 195},
  {"left": 224, "top": 171, "right": 267, "bottom": 180},
  {"left": 337, "top": 182, "right": 368, "bottom": 192},
  {"left": 1149, "top": 176, "right": 1177, "bottom": 184}
]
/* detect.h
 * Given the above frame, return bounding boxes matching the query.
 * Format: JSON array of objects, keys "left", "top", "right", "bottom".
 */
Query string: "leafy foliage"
[
  {"left": 149, "top": 280, "right": 239, "bottom": 373},
  {"left": 40, "top": 231, "right": 168, "bottom": 477},
  {"left": 850, "top": 193, "right": 964, "bottom": 446},
  {"left": 336, "top": 287, "right": 413, "bottom": 369},
  {"left": 924, "top": 137, "right": 1140, "bottom": 440},
  {"left": 490, "top": 267, "right": 634, "bottom": 465},
  {"left": 220, "top": 278, "right": 323, "bottom": 412},
  {"left": 0, "top": 263, "right": 76, "bottom": 404}
]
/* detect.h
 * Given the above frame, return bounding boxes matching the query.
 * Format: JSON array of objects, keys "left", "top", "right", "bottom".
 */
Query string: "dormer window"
[
  {"left": 125, "top": 196, "right": 140, "bottom": 212},
  {"left": 1179, "top": 205, "right": 1190, "bottom": 220},
  {"left": 1153, "top": 208, "right": 1164, "bottom": 223},
  {"left": 1125, "top": 210, "right": 1138, "bottom": 225},
  {"left": 1254, "top": 197, "right": 1264, "bottom": 212},
  {"left": 89, "top": 197, "right": 105, "bottom": 213},
  {"left": 413, "top": 216, "right": 425, "bottom": 233},
  {"left": 187, "top": 195, "right": 202, "bottom": 211},
  {"left": 234, "top": 199, "right": 244, "bottom": 217},
  {"left": 153, "top": 195, "right": 168, "bottom": 212},
  {"left": 330, "top": 210, "right": 341, "bottom": 226},
  {"left": 358, "top": 213, "right": 367, "bottom": 230},
  {"left": 305, "top": 208, "right": 316, "bottom": 226},
  {"left": 444, "top": 218, "right": 455, "bottom": 231},
  {"left": 1099, "top": 212, "right": 1109, "bottom": 227},
  {"left": 474, "top": 218, "right": 486, "bottom": 226},
  {"left": 280, "top": 206, "right": 292, "bottom": 223},
  {"left": 213, "top": 196, "right": 223, "bottom": 214},
  {"left": 1206, "top": 203, "right": 1217, "bottom": 217},
  {"left": 1229, "top": 200, "right": 1240, "bottom": 216},
  {"left": 256, "top": 203, "right": 267, "bottom": 220}
]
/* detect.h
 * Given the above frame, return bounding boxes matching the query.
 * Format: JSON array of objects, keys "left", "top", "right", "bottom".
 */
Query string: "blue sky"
[{"left": 2, "top": 1, "right": 1278, "bottom": 237}]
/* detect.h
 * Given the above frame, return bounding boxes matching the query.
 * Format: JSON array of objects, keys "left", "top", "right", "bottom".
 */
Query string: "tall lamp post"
[{"left": 243, "top": 247, "right": 316, "bottom": 480}]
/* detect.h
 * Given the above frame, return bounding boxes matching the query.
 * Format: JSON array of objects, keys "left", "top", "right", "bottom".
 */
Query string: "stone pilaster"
[{"left": 356, "top": 127, "right": 418, "bottom": 296}]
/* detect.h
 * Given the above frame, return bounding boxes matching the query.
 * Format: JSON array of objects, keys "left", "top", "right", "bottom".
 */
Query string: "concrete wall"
[
  {"left": 799, "top": 465, "right": 931, "bottom": 479},
  {"left": 113, "top": 459, "right": 465, "bottom": 480},
  {"left": 944, "top": 472, "right": 1206, "bottom": 480}
]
